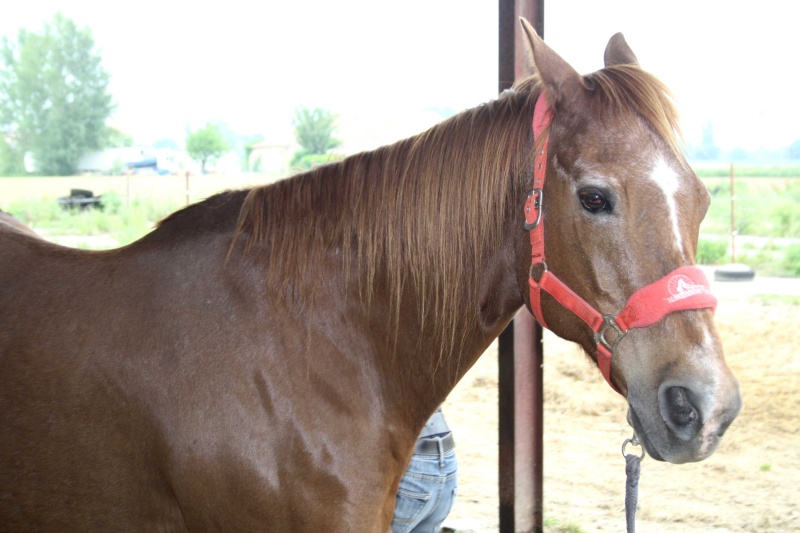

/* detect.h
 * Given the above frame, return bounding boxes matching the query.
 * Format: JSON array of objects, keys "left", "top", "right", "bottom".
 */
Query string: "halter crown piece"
[{"left": 525, "top": 93, "right": 718, "bottom": 395}]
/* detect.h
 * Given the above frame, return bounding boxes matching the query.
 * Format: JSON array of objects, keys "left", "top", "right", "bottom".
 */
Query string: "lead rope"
[{"left": 622, "top": 435, "right": 645, "bottom": 533}]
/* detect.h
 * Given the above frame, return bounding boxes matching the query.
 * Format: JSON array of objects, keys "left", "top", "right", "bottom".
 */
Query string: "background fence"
[{"left": 0, "top": 172, "right": 282, "bottom": 206}]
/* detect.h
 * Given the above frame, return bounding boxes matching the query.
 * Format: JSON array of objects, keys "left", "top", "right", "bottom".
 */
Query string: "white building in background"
[{"left": 77, "top": 147, "right": 184, "bottom": 175}]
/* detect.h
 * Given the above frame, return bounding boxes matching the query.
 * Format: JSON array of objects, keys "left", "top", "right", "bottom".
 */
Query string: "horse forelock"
[
  {"left": 585, "top": 65, "right": 684, "bottom": 164},
  {"left": 231, "top": 85, "right": 539, "bottom": 359}
]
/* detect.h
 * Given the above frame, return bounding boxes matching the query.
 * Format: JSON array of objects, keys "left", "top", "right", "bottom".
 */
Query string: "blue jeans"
[{"left": 391, "top": 439, "right": 457, "bottom": 533}]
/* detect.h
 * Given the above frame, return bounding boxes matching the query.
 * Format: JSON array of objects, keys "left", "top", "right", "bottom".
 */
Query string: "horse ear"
[
  {"left": 604, "top": 33, "right": 639, "bottom": 67},
  {"left": 519, "top": 18, "right": 583, "bottom": 103}
]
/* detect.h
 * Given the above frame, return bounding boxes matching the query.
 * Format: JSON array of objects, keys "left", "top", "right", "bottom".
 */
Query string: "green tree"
[
  {"left": 185, "top": 123, "right": 229, "bottom": 173},
  {"left": 104, "top": 127, "right": 134, "bottom": 148},
  {"left": 0, "top": 134, "right": 24, "bottom": 176},
  {"left": 291, "top": 106, "right": 341, "bottom": 167},
  {"left": 0, "top": 14, "right": 114, "bottom": 176}
]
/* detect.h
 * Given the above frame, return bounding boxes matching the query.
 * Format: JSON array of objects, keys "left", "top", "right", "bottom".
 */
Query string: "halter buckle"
[
  {"left": 523, "top": 188, "right": 544, "bottom": 230},
  {"left": 594, "top": 315, "right": 627, "bottom": 353}
]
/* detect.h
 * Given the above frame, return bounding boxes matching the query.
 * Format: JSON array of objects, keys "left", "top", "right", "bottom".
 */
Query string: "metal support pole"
[{"left": 498, "top": 1, "right": 544, "bottom": 532}]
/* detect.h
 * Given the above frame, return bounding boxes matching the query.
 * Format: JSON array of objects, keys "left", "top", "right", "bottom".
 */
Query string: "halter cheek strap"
[{"left": 525, "top": 93, "right": 718, "bottom": 394}]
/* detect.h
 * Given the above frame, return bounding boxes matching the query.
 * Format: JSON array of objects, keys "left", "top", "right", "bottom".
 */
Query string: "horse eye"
[{"left": 578, "top": 189, "right": 610, "bottom": 214}]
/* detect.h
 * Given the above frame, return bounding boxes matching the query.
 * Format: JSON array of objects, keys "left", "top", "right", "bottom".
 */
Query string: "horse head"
[{"left": 519, "top": 20, "right": 741, "bottom": 464}]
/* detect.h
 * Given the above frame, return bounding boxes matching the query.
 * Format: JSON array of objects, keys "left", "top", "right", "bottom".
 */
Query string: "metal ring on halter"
[
  {"left": 529, "top": 260, "right": 548, "bottom": 282},
  {"left": 594, "top": 314, "right": 627, "bottom": 353},
  {"left": 622, "top": 435, "right": 646, "bottom": 459}
]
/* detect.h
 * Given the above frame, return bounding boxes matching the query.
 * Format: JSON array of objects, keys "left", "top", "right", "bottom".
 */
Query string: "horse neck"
[
  {"left": 373, "top": 229, "right": 523, "bottom": 419},
  {"left": 340, "top": 122, "right": 533, "bottom": 418},
  {"left": 226, "top": 90, "right": 537, "bottom": 424}
]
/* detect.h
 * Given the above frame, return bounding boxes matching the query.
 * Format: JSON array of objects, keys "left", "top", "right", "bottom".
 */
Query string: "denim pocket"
[{"left": 391, "top": 484, "right": 432, "bottom": 533}]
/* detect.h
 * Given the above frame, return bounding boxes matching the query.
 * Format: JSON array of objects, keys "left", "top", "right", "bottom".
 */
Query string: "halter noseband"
[{"left": 525, "top": 93, "right": 717, "bottom": 395}]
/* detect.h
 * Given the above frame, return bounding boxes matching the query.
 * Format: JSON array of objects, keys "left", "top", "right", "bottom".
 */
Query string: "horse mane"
[{"left": 230, "top": 84, "right": 539, "bottom": 359}]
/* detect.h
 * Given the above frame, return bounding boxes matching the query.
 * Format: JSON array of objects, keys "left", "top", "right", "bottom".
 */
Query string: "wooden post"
[
  {"left": 185, "top": 171, "right": 191, "bottom": 206},
  {"left": 498, "top": 1, "right": 545, "bottom": 531},
  {"left": 729, "top": 163, "right": 736, "bottom": 263}
]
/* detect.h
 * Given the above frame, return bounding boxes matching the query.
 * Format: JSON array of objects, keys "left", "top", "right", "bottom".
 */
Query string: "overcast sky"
[{"left": 1, "top": 0, "right": 797, "bottom": 152}]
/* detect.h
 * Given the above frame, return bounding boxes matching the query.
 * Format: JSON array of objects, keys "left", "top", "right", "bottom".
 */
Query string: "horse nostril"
[
  {"left": 659, "top": 384, "right": 703, "bottom": 441},
  {"left": 664, "top": 386, "right": 698, "bottom": 426}
]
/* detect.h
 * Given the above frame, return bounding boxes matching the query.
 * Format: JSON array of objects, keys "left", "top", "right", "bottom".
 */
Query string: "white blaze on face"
[{"left": 649, "top": 157, "right": 684, "bottom": 259}]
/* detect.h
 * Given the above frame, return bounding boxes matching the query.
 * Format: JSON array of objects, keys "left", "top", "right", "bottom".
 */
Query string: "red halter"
[{"left": 524, "top": 93, "right": 717, "bottom": 394}]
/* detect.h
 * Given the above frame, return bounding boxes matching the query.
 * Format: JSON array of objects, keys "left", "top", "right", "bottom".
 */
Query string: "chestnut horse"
[
  {"left": 0, "top": 22, "right": 740, "bottom": 531},
  {"left": 0, "top": 209, "right": 39, "bottom": 238}
]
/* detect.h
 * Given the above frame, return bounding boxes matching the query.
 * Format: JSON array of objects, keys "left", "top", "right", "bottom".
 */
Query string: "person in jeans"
[{"left": 391, "top": 407, "right": 457, "bottom": 533}]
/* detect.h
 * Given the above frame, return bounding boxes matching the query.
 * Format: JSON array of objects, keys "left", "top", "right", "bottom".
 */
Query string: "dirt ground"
[{"left": 442, "top": 289, "right": 799, "bottom": 532}]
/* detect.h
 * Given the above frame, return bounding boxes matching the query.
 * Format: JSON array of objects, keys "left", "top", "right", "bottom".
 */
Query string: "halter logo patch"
[{"left": 666, "top": 275, "right": 710, "bottom": 303}]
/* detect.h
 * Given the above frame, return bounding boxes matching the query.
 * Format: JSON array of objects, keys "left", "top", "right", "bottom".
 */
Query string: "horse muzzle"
[{"left": 627, "top": 372, "right": 742, "bottom": 464}]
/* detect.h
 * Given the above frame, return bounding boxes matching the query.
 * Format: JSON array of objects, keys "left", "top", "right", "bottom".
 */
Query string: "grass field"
[
  {"left": 0, "top": 173, "right": 282, "bottom": 247},
  {"left": 698, "top": 175, "right": 800, "bottom": 276}
]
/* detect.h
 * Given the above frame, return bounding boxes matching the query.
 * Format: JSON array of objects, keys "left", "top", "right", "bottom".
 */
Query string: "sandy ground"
[{"left": 442, "top": 276, "right": 800, "bottom": 532}]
